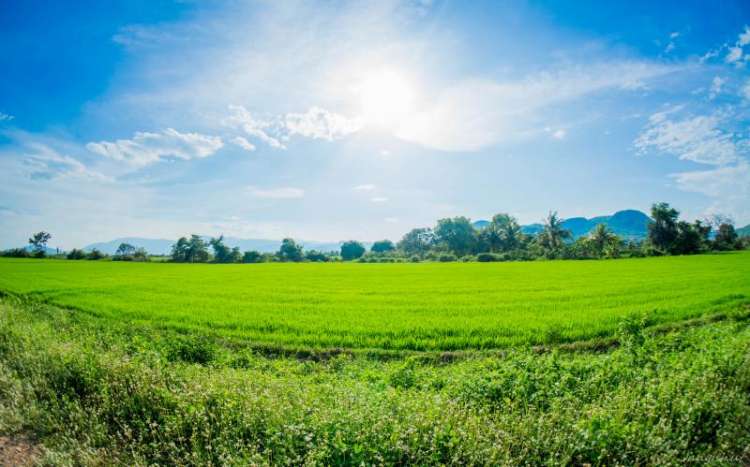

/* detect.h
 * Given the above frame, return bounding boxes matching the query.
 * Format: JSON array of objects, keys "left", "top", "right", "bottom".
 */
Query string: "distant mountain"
[
  {"left": 474, "top": 210, "right": 652, "bottom": 240},
  {"left": 83, "top": 238, "right": 176, "bottom": 255},
  {"left": 737, "top": 225, "right": 750, "bottom": 237},
  {"left": 82, "top": 237, "right": 354, "bottom": 255}
]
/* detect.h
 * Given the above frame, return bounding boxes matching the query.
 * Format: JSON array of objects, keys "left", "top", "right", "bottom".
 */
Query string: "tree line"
[{"left": 3, "top": 203, "right": 747, "bottom": 263}]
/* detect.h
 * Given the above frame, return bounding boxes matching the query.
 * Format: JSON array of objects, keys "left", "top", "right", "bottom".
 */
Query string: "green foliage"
[
  {"left": 434, "top": 217, "right": 476, "bottom": 257},
  {"left": 340, "top": 240, "right": 366, "bottom": 261},
  {"left": 714, "top": 223, "right": 740, "bottom": 251},
  {"left": 371, "top": 239, "right": 395, "bottom": 253},
  {"left": 279, "top": 238, "right": 304, "bottom": 262},
  {"left": 242, "top": 250, "right": 262, "bottom": 263},
  {"left": 87, "top": 248, "right": 106, "bottom": 260},
  {"left": 648, "top": 202, "right": 680, "bottom": 254},
  {"left": 171, "top": 235, "right": 209, "bottom": 262},
  {"left": 28, "top": 231, "right": 51, "bottom": 256},
  {"left": 476, "top": 252, "right": 500, "bottom": 262},
  {"left": 1, "top": 248, "right": 29, "bottom": 258},
  {"left": 209, "top": 235, "right": 241, "bottom": 263},
  {"left": 538, "top": 211, "right": 572, "bottom": 251},
  {"left": 0, "top": 253, "right": 749, "bottom": 351},
  {"left": 67, "top": 248, "right": 87, "bottom": 260},
  {"left": 1, "top": 298, "right": 750, "bottom": 465},
  {"left": 398, "top": 228, "right": 434, "bottom": 259},
  {"left": 305, "top": 250, "right": 330, "bottom": 262}
]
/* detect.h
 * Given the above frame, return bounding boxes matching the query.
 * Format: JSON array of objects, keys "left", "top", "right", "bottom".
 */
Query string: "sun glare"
[{"left": 358, "top": 70, "right": 415, "bottom": 127}]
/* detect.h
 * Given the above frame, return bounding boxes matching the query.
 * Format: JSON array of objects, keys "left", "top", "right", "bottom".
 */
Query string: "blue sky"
[{"left": 1, "top": 0, "right": 749, "bottom": 249}]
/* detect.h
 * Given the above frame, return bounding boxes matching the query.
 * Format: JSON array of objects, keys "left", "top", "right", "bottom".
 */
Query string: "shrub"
[
  {"left": 410, "top": 256, "right": 421, "bottom": 263},
  {"left": 87, "top": 249, "right": 106, "bottom": 260},
  {"left": 67, "top": 249, "right": 87, "bottom": 260},
  {"left": 476, "top": 253, "right": 499, "bottom": 262},
  {"left": 439, "top": 254, "right": 457, "bottom": 262},
  {"left": 1, "top": 248, "right": 29, "bottom": 258}
]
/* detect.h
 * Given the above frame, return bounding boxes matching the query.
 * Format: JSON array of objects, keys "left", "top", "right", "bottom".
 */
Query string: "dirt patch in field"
[{"left": 0, "top": 432, "right": 41, "bottom": 466}]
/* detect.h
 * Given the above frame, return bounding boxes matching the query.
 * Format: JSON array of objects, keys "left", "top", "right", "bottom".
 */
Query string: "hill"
[
  {"left": 473, "top": 209, "right": 651, "bottom": 240},
  {"left": 737, "top": 225, "right": 750, "bottom": 237}
]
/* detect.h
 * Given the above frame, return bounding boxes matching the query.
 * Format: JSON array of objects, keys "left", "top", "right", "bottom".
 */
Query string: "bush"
[
  {"left": 476, "top": 253, "right": 499, "bottom": 262},
  {"left": 438, "top": 254, "right": 457, "bottom": 262},
  {"left": 242, "top": 251, "right": 262, "bottom": 263},
  {"left": 410, "top": 256, "right": 421, "bottom": 263},
  {"left": 87, "top": 249, "right": 106, "bottom": 260},
  {"left": 67, "top": 249, "right": 87, "bottom": 260},
  {"left": 1, "top": 248, "right": 29, "bottom": 258}
]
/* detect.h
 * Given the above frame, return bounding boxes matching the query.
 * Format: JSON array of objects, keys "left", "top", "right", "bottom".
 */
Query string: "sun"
[{"left": 358, "top": 70, "right": 415, "bottom": 128}]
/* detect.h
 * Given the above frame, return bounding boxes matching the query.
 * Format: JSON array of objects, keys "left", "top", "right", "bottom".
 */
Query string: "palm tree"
[
  {"left": 480, "top": 222, "right": 503, "bottom": 253},
  {"left": 540, "top": 211, "right": 572, "bottom": 251},
  {"left": 492, "top": 213, "right": 523, "bottom": 252},
  {"left": 589, "top": 223, "right": 622, "bottom": 259}
]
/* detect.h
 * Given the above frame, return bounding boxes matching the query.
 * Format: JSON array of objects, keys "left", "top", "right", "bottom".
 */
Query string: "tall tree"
[
  {"left": 371, "top": 240, "right": 395, "bottom": 254},
  {"left": 434, "top": 217, "right": 476, "bottom": 257},
  {"left": 588, "top": 223, "right": 621, "bottom": 259},
  {"left": 398, "top": 228, "right": 434, "bottom": 259},
  {"left": 28, "top": 231, "right": 51, "bottom": 256},
  {"left": 186, "top": 234, "right": 209, "bottom": 262},
  {"left": 479, "top": 222, "right": 503, "bottom": 253},
  {"left": 209, "top": 235, "right": 239, "bottom": 263},
  {"left": 714, "top": 222, "right": 739, "bottom": 251},
  {"left": 647, "top": 202, "right": 679, "bottom": 254},
  {"left": 341, "top": 240, "right": 366, "bottom": 261},
  {"left": 278, "top": 238, "right": 304, "bottom": 262},
  {"left": 116, "top": 243, "right": 136, "bottom": 256},
  {"left": 493, "top": 213, "right": 523, "bottom": 252},
  {"left": 539, "top": 212, "right": 572, "bottom": 251}
]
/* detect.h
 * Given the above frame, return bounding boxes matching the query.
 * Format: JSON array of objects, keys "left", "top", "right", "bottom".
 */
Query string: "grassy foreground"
[
  {"left": 0, "top": 252, "right": 749, "bottom": 351},
  {"left": 1, "top": 296, "right": 750, "bottom": 465}
]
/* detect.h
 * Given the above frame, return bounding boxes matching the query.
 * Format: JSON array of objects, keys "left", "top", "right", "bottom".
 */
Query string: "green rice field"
[{"left": 1, "top": 252, "right": 748, "bottom": 351}]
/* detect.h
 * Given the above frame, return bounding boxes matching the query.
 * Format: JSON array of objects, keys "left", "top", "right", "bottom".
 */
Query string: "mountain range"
[{"left": 473, "top": 209, "right": 653, "bottom": 240}]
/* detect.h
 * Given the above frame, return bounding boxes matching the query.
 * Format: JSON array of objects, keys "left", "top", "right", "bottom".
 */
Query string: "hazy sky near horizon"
[{"left": 1, "top": 0, "right": 750, "bottom": 249}]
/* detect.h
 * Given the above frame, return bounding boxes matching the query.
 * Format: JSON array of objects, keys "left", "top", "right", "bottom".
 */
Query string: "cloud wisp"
[{"left": 87, "top": 128, "right": 224, "bottom": 168}]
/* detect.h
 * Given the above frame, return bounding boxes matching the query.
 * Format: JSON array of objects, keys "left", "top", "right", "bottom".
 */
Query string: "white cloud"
[
  {"left": 636, "top": 105, "right": 750, "bottom": 211},
  {"left": 0, "top": 112, "right": 14, "bottom": 122},
  {"left": 231, "top": 136, "right": 256, "bottom": 151},
  {"left": 671, "top": 162, "right": 750, "bottom": 198},
  {"left": 23, "top": 144, "right": 110, "bottom": 182},
  {"left": 87, "top": 128, "right": 223, "bottom": 167},
  {"left": 634, "top": 109, "right": 740, "bottom": 166},
  {"left": 354, "top": 184, "right": 375, "bottom": 191},
  {"left": 742, "top": 79, "right": 750, "bottom": 101},
  {"left": 665, "top": 43, "right": 675, "bottom": 53},
  {"left": 395, "top": 61, "right": 673, "bottom": 151},
  {"left": 726, "top": 46, "right": 743, "bottom": 64},
  {"left": 553, "top": 129, "right": 566, "bottom": 140},
  {"left": 284, "top": 107, "right": 362, "bottom": 142},
  {"left": 371, "top": 197, "right": 388, "bottom": 202},
  {"left": 227, "top": 105, "right": 361, "bottom": 148},
  {"left": 226, "top": 105, "right": 285, "bottom": 149},
  {"left": 739, "top": 26, "right": 750, "bottom": 46},
  {"left": 246, "top": 187, "right": 305, "bottom": 198},
  {"left": 709, "top": 76, "right": 725, "bottom": 99},
  {"left": 670, "top": 32, "right": 680, "bottom": 39},
  {"left": 621, "top": 80, "right": 648, "bottom": 91},
  {"left": 385, "top": 217, "right": 399, "bottom": 223}
]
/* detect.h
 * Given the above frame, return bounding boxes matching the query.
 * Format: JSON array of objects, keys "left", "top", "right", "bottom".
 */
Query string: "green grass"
[
  {"left": 1, "top": 297, "right": 750, "bottom": 465},
  {"left": 0, "top": 252, "right": 749, "bottom": 351}
]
